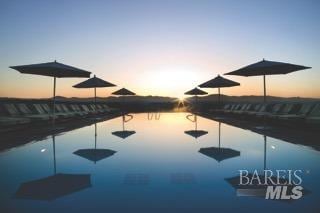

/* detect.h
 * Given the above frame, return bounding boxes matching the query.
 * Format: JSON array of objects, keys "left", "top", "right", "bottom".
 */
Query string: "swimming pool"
[{"left": 1, "top": 112, "right": 319, "bottom": 212}]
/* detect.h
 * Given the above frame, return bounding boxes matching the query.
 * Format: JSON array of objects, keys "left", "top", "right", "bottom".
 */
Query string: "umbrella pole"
[
  {"left": 218, "top": 87, "right": 221, "bottom": 106},
  {"left": 218, "top": 122, "right": 221, "bottom": 148},
  {"left": 52, "top": 135, "right": 56, "bottom": 174},
  {"left": 94, "top": 123, "right": 97, "bottom": 150},
  {"left": 263, "top": 75, "right": 266, "bottom": 103},
  {"left": 122, "top": 115, "right": 125, "bottom": 131},
  {"left": 52, "top": 77, "right": 56, "bottom": 126},
  {"left": 264, "top": 135, "right": 267, "bottom": 171},
  {"left": 195, "top": 95, "right": 198, "bottom": 112},
  {"left": 94, "top": 87, "right": 97, "bottom": 114},
  {"left": 195, "top": 115, "right": 197, "bottom": 131}
]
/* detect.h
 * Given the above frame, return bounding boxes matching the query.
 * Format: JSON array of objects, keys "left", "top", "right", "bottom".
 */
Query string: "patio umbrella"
[
  {"left": 74, "top": 123, "right": 116, "bottom": 163},
  {"left": 199, "top": 75, "right": 240, "bottom": 105},
  {"left": 224, "top": 59, "right": 311, "bottom": 103},
  {"left": 73, "top": 75, "right": 116, "bottom": 115},
  {"left": 184, "top": 87, "right": 208, "bottom": 112},
  {"left": 15, "top": 135, "right": 91, "bottom": 201},
  {"left": 10, "top": 61, "right": 91, "bottom": 125},
  {"left": 112, "top": 88, "right": 136, "bottom": 114},
  {"left": 199, "top": 122, "right": 240, "bottom": 162},
  {"left": 184, "top": 114, "right": 208, "bottom": 139},
  {"left": 112, "top": 114, "right": 136, "bottom": 139}
]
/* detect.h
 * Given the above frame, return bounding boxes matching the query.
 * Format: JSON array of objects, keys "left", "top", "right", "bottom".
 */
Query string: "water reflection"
[
  {"left": 147, "top": 112, "right": 161, "bottom": 120},
  {"left": 14, "top": 135, "right": 91, "bottom": 201},
  {"left": 0, "top": 113, "right": 318, "bottom": 211},
  {"left": 112, "top": 114, "right": 136, "bottom": 139},
  {"left": 199, "top": 122, "right": 240, "bottom": 162},
  {"left": 74, "top": 123, "right": 116, "bottom": 163},
  {"left": 184, "top": 114, "right": 208, "bottom": 139},
  {"left": 224, "top": 134, "right": 310, "bottom": 200}
]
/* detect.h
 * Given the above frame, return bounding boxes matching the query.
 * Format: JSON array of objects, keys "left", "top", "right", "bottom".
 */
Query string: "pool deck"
[
  {"left": 198, "top": 111, "right": 320, "bottom": 151},
  {"left": 0, "top": 112, "right": 121, "bottom": 152}
]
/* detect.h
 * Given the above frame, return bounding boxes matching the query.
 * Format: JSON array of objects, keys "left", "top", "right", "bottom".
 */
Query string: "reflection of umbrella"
[
  {"left": 185, "top": 88, "right": 208, "bottom": 111},
  {"left": 112, "top": 114, "right": 136, "bottom": 139},
  {"left": 74, "top": 123, "right": 116, "bottom": 163},
  {"left": 15, "top": 174, "right": 91, "bottom": 201},
  {"left": 199, "top": 75, "right": 239, "bottom": 104},
  {"left": 225, "top": 59, "right": 310, "bottom": 103},
  {"left": 225, "top": 174, "right": 297, "bottom": 198},
  {"left": 199, "top": 122, "right": 240, "bottom": 162},
  {"left": 15, "top": 135, "right": 91, "bottom": 201},
  {"left": 73, "top": 75, "right": 116, "bottom": 114},
  {"left": 112, "top": 88, "right": 136, "bottom": 114},
  {"left": 10, "top": 61, "right": 91, "bottom": 125},
  {"left": 184, "top": 114, "right": 208, "bottom": 139},
  {"left": 225, "top": 134, "right": 309, "bottom": 199}
]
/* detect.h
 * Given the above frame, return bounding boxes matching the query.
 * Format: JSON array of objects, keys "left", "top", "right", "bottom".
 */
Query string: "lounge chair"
[
  {"left": 81, "top": 105, "right": 94, "bottom": 115},
  {"left": 305, "top": 103, "right": 320, "bottom": 125},
  {"left": 102, "top": 104, "right": 112, "bottom": 112},
  {"left": 17, "top": 103, "right": 50, "bottom": 120},
  {"left": 238, "top": 104, "right": 253, "bottom": 115},
  {"left": 54, "top": 104, "right": 74, "bottom": 118},
  {"left": 233, "top": 104, "right": 248, "bottom": 114},
  {"left": 225, "top": 104, "right": 238, "bottom": 113},
  {"left": 267, "top": 103, "right": 299, "bottom": 119},
  {"left": 278, "top": 103, "right": 314, "bottom": 120},
  {"left": 255, "top": 103, "right": 282, "bottom": 117},
  {"left": 246, "top": 104, "right": 263, "bottom": 115},
  {"left": 70, "top": 104, "right": 87, "bottom": 116}
]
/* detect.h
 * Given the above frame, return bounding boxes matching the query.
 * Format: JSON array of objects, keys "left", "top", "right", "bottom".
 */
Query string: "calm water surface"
[{"left": 1, "top": 113, "right": 319, "bottom": 212}]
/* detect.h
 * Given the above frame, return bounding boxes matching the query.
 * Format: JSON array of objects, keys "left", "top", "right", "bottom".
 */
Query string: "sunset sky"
[{"left": 0, "top": 0, "right": 319, "bottom": 99}]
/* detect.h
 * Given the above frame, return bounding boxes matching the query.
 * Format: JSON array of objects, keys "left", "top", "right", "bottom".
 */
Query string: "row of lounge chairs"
[
  {"left": 0, "top": 102, "right": 116, "bottom": 127},
  {"left": 215, "top": 102, "right": 320, "bottom": 125}
]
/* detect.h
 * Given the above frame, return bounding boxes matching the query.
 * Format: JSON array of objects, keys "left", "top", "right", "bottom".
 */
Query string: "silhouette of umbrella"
[
  {"left": 225, "top": 59, "right": 310, "bottom": 103},
  {"left": 73, "top": 75, "right": 116, "bottom": 114},
  {"left": 15, "top": 135, "right": 91, "bottom": 201},
  {"left": 112, "top": 114, "right": 136, "bottom": 139},
  {"left": 112, "top": 88, "right": 136, "bottom": 114},
  {"left": 184, "top": 88, "right": 208, "bottom": 112},
  {"left": 112, "top": 88, "right": 136, "bottom": 96},
  {"left": 199, "top": 122, "right": 240, "bottom": 162},
  {"left": 10, "top": 61, "right": 91, "bottom": 125},
  {"left": 199, "top": 75, "right": 240, "bottom": 104},
  {"left": 184, "top": 114, "right": 208, "bottom": 139},
  {"left": 74, "top": 123, "right": 116, "bottom": 163}
]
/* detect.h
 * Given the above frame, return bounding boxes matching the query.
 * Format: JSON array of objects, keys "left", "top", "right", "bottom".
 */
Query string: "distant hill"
[
  {"left": 1, "top": 94, "right": 318, "bottom": 103},
  {"left": 0, "top": 95, "right": 179, "bottom": 103},
  {"left": 186, "top": 94, "right": 319, "bottom": 103}
]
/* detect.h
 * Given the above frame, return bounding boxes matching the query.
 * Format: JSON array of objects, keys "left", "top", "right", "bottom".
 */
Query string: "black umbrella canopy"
[
  {"left": 10, "top": 61, "right": 91, "bottom": 126},
  {"left": 225, "top": 59, "right": 311, "bottom": 76},
  {"left": 184, "top": 130, "right": 208, "bottom": 139},
  {"left": 10, "top": 61, "right": 91, "bottom": 78},
  {"left": 185, "top": 87, "right": 208, "bottom": 95},
  {"left": 15, "top": 173, "right": 91, "bottom": 201},
  {"left": 199, "top": 75, "right": 240, "bottom": 88},
  {"left": 74, "top": 149, "right": 116, "bottom": 162},
  {"left": 112, "top": 88, "right": 136, "bottom": 96},
  {"left": 199, "top": 147, "right": 240, "bottom": 162},
  {"left": 112, "top": 130, "right": 136, "bottom": 139},
  {"left": 73, "top": 76, "right": 116, "bottom": 88}
]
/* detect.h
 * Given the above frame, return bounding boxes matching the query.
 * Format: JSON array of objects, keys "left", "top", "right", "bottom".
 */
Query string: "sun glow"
[{"left": 142, "top": 65, "right": 202, "bottom": 98}]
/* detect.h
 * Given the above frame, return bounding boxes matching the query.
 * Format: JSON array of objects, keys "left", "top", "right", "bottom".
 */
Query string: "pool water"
[{"left": 0, "top": 113, "right": 319, "bottom": 212}]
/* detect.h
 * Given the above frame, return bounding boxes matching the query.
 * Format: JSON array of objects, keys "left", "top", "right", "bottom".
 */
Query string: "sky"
[{"left": 0, "top": 0, "right": 319, "bottom": 99}]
